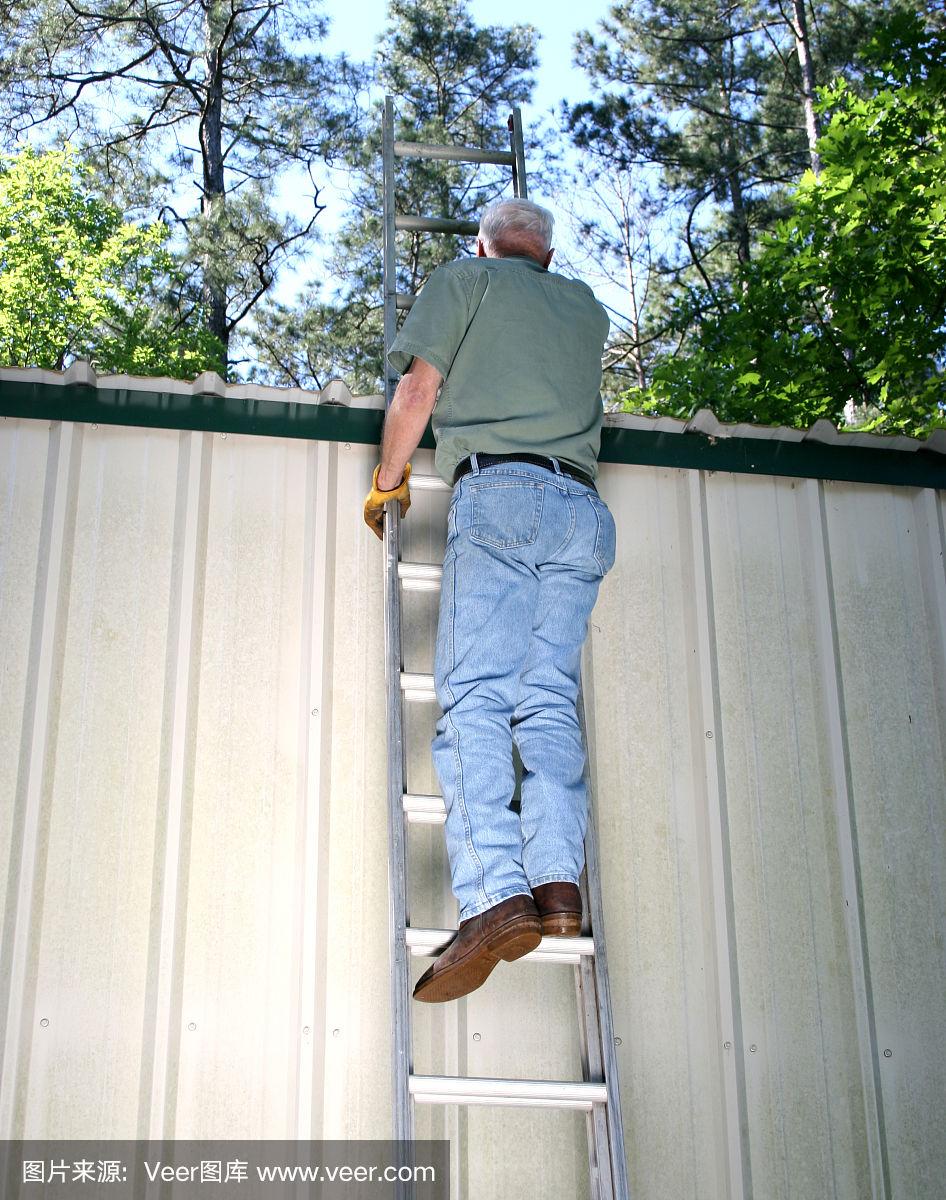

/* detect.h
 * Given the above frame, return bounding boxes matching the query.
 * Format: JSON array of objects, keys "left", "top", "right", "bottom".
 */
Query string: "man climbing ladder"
[{"left": 364, "top": 195, "right": 616, "bottom": 1003}]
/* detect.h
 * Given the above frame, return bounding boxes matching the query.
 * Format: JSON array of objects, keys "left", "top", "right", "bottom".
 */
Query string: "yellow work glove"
[{"left": 364, "top": 462, "right": 412, "bottom": 540}]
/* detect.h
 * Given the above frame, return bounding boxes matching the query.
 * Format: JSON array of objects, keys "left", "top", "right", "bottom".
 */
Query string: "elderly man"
[{"left": 364, "top": 197, "right": 615, "bottom": 1003}]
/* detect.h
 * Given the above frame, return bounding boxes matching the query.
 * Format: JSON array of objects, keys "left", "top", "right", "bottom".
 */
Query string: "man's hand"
[
  {"left": 364, "top": 462, "right": 412, "bottom": 540},
  {"left": 363, "top": 355, "right": 442, "bottom": 540}
]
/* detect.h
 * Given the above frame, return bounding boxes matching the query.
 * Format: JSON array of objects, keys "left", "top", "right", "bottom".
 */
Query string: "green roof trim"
[
  {"left": 1, "top": 377, "right": 944, "bottom": 489},
  {"left": 602, "top": 423, "right": 945, "bottom": 488}
]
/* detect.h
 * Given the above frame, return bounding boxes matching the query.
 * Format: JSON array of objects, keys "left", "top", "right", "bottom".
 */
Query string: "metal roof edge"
[
  {"left": 1, "top": 367, "right": 944, "bottom": 489},
  {"left": 604, "top": 407, "right": 946, "bottom": 458},
  {"left": 0, "top": 364, "right": 357, "bottom": 408}
]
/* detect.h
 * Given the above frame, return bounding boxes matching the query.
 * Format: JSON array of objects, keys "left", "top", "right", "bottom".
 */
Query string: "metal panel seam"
[
  {"left": 146, "top": 429, "right": 212, "bottom": 1136},
  {"left": 294, "top": 439, "right": 337, "bottom": 1135},
  {"left": 803, "top": 477, "right": 890, "bottom": 1200},
  {"left": 0, "top": 421, "right": 81, "bottom": 1136},
  {"left": 686, "top": 470, "right": 752, "bottom": 1200}
]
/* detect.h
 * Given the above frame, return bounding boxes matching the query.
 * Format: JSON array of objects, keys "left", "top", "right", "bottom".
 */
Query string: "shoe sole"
[
  {"left": 540, "top": 914, "right": 582, "bottom": 937},
  {"left": 413, "top": 914, "right": 542, "bottom": 1003}
]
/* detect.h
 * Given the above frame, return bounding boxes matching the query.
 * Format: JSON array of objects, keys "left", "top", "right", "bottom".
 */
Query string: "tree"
[
  {"left": 788, "top": 0, "right": 823, "bottom": 174},
  {"left": 632, "top": 14, "right": 946, "bottom": 438},
  {"left": 249, "top": 0, "right": 538, "bottom": 393},
  {"left": 553, "top": 160, "right": 660, "bottom": 398},
  {"left": 566, "top": 0, "right": 917, "bottom": 363},
  {"left": 0, "top": 145, "right": 222, "bottom": 374},
  {"left": 2, "top": 0, "right": 363, "bottom": 375}
]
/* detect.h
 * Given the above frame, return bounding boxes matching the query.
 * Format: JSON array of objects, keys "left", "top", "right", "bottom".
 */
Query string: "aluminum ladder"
[{"left": 380, "top": 94, "right": 630, "bottom": 1200}]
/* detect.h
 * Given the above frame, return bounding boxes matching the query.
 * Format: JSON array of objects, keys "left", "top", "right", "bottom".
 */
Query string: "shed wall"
[{"left": 1, "top": 415, "right": 944, "bottom": 1199}]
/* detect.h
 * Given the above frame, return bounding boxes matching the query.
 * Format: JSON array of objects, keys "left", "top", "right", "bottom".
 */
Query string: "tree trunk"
[
  {"left": 720, "top": 72, "right": 751, "bottom": 266},
  {"left": 728, "top": 165, "right": 751, "bottom": 266},
  {"left": 199, "top": 35, "right": 228, "bottom": 369},
  {"left": 792, "top": 0, "right": 822, "bottom": 175},
  {"left": 620, "top": 199, "right": 647, "bottom": 390}
]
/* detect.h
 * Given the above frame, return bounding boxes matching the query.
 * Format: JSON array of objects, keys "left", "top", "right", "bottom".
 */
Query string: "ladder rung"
[
  {"left": 395, "top": 293, "right": 415, "bottom": 310},
  {"left": 394, "top": 141, "right": 515, "bottom": 167},
  {"left": 403, "top": 793, "right": 446, "bottom": 823},
  {"left": 406, "top": 927, "right": 595, "bottom": 965},
  {"left": 409, "top": 1074, "right": 608, "bottom": 1110},
  {"left": 401, "top": 672, "right": 436, "bottom": 702},
  {"left": 408, "top": 474, "right": 451, "bottom": 492},
  {"left": 399, "top": 562, "right": 442, "bottom": 591},
  {"left": 395, "top": 214, "right": 479, "bottom": 236}
]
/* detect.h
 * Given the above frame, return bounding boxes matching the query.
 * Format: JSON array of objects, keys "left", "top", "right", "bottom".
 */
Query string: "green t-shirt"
[{"left": 387, "top": 254, "right": 610, "bottom": 485}]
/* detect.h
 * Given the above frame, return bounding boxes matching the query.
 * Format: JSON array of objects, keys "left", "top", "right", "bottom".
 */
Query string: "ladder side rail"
[
  {"left": 383, "top": 97, "right": 398, "bottom": 412},
  {"left": 508, "top": 107, "right": 529, "bottom": 200},
  {"left": 576, "top": 943, "right": 616, "bottom": 1200},
  {"left": 578, "top": 680, "right": 631, "bottom": 1199},
  {"left": 382, "top": 95, "right": 415, "bottom": 1155}
]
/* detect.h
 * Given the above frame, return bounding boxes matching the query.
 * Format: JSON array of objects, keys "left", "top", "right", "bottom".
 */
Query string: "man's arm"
[{"left": 377, "top": 355, "right": 443, "bottom": 489}]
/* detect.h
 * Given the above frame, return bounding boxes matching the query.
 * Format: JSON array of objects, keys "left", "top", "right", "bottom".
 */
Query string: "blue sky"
[
  {"left": 321, "top": 0, "right": 613, "bottom": 122},
  {"left": 279, "top": 0, "right": 619, "bottom": 304}
]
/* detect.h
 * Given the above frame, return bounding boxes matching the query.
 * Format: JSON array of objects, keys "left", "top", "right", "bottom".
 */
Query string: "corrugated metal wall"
[{"left": 1, "top": 414, "right": 944, "bottom": 1199}]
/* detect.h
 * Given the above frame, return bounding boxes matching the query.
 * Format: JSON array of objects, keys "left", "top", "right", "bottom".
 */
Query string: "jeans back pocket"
[
  {"left": 469, "top": 480, "right": 544, "bottom": 549},
  {"left": 589, "top": 494, "right": 617, "bottom": 574}
]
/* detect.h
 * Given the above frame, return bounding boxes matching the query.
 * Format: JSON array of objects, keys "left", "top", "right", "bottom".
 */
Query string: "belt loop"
[
  {"left": 549, "top": 456, "right": 563, "bottom": 476},
  {"left": 470, "top": 452, "right": 480, "bottom": 476}
]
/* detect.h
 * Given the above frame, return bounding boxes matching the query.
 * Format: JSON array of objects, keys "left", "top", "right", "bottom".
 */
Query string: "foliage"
[
  {"left": 624, "top": 14, "right": 946, "bottom": 437},
  {"left": 552, "top": 160, "right": 662, "bottom": 397},
  {"left": 249, "top": 0, "right": 537, "bottom": 393},
  {"left": 567, "top": 0, "right": 918, "bottom": 391},
  {"left": 0, "top": 146, "right": 222, "bottom": 375},
  {"left": 1, "top": 0, "right": 362, "bottom": 373}
]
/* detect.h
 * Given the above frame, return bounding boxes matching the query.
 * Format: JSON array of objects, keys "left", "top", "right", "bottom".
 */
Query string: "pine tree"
[
  {"left": 2, "top": 0, "right": 364, "bottom": 375},
  {"left": 566, "top": 0, "right": 918, "bottom": 396},
  {"left": 249, "top": 0, "right": 537, "bottom": 393}
]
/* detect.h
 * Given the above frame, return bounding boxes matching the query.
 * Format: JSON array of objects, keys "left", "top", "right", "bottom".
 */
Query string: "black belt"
[{"left": 453, "top": 453, "right": 596, "bottom": 491}]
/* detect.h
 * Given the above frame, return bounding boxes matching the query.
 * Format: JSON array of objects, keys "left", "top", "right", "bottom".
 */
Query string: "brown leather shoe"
[
  {"left": 413, "top": 894, "right": 542, "bottom": 1003},
  {"left": 531, "top": 882, "right": 582, "bottom": 937}
]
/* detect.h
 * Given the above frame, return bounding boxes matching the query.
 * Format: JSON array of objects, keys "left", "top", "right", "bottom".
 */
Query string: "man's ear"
[
  {"left": 543, "top": 247, "right": 554, "bottom": 268},
  {"left": 476, "top": 237, "right": 487, "bottom": 258}
]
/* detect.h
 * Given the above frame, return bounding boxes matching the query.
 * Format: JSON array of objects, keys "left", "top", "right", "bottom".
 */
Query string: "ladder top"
[
  {"left": 394, "top": 140, "right": 515, "bottom": 167},
  {"left": 395, "top": 214, "right": 480, "bottom": 237}
]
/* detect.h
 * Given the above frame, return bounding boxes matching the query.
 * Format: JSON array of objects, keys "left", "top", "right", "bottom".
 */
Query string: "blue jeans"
[{"left": 431, "top": 455, "right": 617, "bottom": 922}]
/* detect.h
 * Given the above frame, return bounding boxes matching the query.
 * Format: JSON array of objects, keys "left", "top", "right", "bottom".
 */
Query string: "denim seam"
[
  {"left": 529, "top": 871, "right": 580, "bottom": 887},
  {"left": 474, "top": 465, "right": 569, "bottom": 492},
  {"left": 471, "top": 463, "right": 598, "bottom": 494},
  {"left": 547, "top": 491, "right": 577, "bottom": 560},
  {"left": 443, "top": 539, "right": 487, "bottom": 908},
  {"left": 589, "top": 495, "right": 615, "bottom": 574}
]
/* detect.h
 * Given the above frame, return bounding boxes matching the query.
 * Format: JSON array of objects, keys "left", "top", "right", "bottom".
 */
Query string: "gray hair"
[{"left": 478, "top": 198, "right": 554, "bottom": 257}]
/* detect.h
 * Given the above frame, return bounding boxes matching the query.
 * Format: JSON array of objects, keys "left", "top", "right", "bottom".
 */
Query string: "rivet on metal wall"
[
  {"left": 705, "top": 731, "right": 714, "bottom": 739},
  {"left": 91, "top": 423, "right": 98, "bottom": 430},
  {"left": 188, "top": 1022, "right": 196, "bottom": 1031},
  {"left": 614, "top": 1037, "right": 622, "bottom": 1047},
  {"left": 303, "top": 1027, "right": 310, "bottom": 1036},
  {"left": 311, "top": 709, "right": 319, "bottom": 717},
  {"left": 749, "top": 1045, "right": 757, "bottom": 1053},
  {"left": 345, "top": 443, "right": 351, "bottom": 450},
  {"left": 472, "top": 1033, "right": 481, "bottom": 1042},
  {"left": 723, "top": 1041, "right": 731, "bottom": 1050},
  {"left": 332, "top": 1029, "right": 341, "bottom": 1038},
  {"left": 40, "top": 1018, "right": 49, "bottom": 1028},
  {"left": 883, "top": 1049, "right": 892, "bottom": 1058},
  {"left": 221, "top": 432, "right": 227, "bottom": 439}
]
